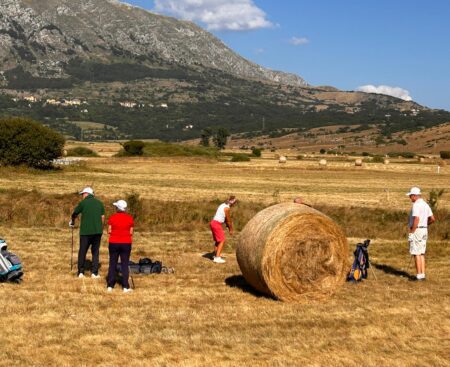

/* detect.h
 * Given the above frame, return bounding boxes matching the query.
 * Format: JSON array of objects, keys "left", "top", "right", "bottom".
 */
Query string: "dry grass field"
[{"left": 1, "top": 150, "right": 449, "bottom": 366}]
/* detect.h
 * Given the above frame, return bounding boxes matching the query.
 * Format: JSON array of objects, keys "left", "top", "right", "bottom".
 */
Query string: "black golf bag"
[
  {"left": 348, "top": 239, "right": 370, "bottom": 282},
  {"left": 0, "top": 239, "right": 24, "bottom": 283}
]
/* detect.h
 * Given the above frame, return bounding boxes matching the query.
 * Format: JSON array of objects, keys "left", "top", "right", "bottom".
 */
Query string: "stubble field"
[{"left": 1, "top": 153, "right": 449, "bottom": 366}]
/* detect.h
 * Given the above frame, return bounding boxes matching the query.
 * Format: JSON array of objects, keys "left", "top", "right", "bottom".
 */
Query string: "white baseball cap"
[
  {"left": 79, "top": 187, "right": 94, "bottom": 195},
  {"left": 113, "top": 200, "right": 127, "bottom": 211},
  {"left": 406, "top": 187, "right": 421, "bottom": 196}
]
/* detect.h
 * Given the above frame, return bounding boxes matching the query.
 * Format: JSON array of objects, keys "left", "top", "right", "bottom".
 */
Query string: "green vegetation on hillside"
[{"left": 116, "top": 141, "right": 219, "bottom": 158}]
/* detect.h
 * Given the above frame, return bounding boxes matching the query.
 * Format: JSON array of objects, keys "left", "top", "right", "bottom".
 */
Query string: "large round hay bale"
[
  {"left": 319, "top": 159, "right": 327, "bottom": 167},
  {"left": 383, "top": 159, "right": 390, "bottom": 165},
  {"left": 355, "top": 159, "right": 363, "bottom": 167},
  {"left": 419, "top": 157, "right": 425, "bottom": 163},
  {"left": 236, "top": 203, "right": 348, "bottom": 302},
  {"left": 279, "top": 156, "right": 287, "bottom": 164}
]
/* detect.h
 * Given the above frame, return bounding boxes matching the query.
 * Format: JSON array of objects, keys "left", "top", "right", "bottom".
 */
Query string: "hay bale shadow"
[
  {"left": 372, "top": 262, "right": 415, "bottom": 280},
  {"left": 225, "top": 275, "right": 274, "bottom": 300}
]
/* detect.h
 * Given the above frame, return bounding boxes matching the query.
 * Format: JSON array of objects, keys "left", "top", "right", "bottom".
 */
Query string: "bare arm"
[
  {"left": 225, "top": 208, "right": 233, "bottom": 235},
  {"left": 130, "top": 227, "right": 134, "bottom": 235},
  {"left": 108, "top": 225, "right": 112, "bottom": 234},
  {"left": 428, "top": 215, "right": 436, "bottom": 226}
]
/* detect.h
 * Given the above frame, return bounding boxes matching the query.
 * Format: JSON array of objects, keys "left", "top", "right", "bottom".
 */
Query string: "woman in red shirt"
[{"left": 107, "top": 200, "right": 134, "bottom": 293}]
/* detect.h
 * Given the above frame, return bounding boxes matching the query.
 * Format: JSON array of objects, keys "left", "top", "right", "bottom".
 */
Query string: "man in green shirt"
[{"left": 70, "top": 187, "right": 105, "bottom": 278}]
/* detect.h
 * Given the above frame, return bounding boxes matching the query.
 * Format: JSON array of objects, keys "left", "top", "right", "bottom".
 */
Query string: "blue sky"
[{"left": 126, "top": 0, "right": 450, "bottom": 110}]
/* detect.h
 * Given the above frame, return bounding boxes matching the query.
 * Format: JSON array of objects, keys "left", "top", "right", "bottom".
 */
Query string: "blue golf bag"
[{"left": 0, "top": 239, "right": 23, "bottom": 283}]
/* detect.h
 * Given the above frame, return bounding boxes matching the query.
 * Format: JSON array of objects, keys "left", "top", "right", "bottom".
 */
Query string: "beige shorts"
[{"left": 409, "top": 229, "right": 428, "bottom": 255}]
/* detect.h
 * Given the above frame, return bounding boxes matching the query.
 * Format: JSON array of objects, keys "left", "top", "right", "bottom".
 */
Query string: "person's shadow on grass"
[{"left": 371, "top": 262, "right": 415, "bottom": 280}]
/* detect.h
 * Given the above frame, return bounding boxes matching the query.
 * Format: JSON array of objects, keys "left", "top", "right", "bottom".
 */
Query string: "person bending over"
[{"left": 210, "top": 196, "right": 237, "bottom": 264}]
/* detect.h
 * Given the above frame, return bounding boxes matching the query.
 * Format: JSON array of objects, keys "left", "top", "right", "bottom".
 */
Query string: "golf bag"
[
  {"left": 348, "top": 239, "right": 370, "bottom": 282},
  {"left": 117, "top": 258, "right": 163, "bottom": 274},
  {"left": 0, "top": 239, "right": 24, "bottom": 283}
]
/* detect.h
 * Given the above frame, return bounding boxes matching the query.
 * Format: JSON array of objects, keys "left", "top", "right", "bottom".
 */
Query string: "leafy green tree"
[
  {"left": 440, "top": 151, "right": 450, "bottom": 159},
  {"left": 122, "top": 140, "right": 145, "bottom": 156},
  {"left": 251, "top": 147, "right": 262, "bottom": 157},
  {"left": 213, "top": 128, "right": 230, "bottom": 150},
  {"left": 200, "top": 128, "right": 213, "bottom": 147},
  {"left": 0, "top": 117, "right": 65, "bottom": 168}
]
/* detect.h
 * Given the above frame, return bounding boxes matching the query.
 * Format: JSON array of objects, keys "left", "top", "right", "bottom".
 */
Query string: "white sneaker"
[
  {"left": 107, "top": 287, "right": 113, "bottom": 292},
  {"left": 123, "top": 288, "right": 133, "bottom": 293},
  {"left": 213, "top": 256, "right": 226, "bottom": 264},
  {"left": 78, "top": 273, "right": 84, "bottom": 278},
  {"left": 91, "top": 274, "right": 101, "bottom": 279}
]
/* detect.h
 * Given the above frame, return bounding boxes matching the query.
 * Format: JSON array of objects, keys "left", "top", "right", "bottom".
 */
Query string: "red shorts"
[{"left": 210, "top": 220, "right": 225, "bottom": 243}]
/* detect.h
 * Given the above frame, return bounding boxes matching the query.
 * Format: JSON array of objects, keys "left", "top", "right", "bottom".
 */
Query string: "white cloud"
[
  {"left": 153, "top": 0, "right": 273, "bottom": 31},
  {"left": 356, "top": 85, "right": 413, "bottom": 101},
  {"left": 254, "top": 48, "right": 265, "bottom": 54},
  {"left": 289, "top": 37, "right": 309, "bottom": 46}
]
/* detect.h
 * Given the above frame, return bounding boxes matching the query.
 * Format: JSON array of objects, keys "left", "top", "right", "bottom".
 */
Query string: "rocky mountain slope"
[
  {"left": 0, "top": 0, "right": 448, "bottom": 141},
  {"left": 0, "top": 0, "right": 306, "bottom": 86}
]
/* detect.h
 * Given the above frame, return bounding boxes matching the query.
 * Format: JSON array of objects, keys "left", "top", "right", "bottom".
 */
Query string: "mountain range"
[{"left": 0, "top": 0, "right": 448, "bottom": 142}]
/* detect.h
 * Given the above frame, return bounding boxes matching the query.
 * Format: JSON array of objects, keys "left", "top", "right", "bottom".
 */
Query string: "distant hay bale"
[
  {"left": 319, "top": 159, "right": 327, "bottom": 167},
  {"left": 419, "top": 157, "right": 425, "bottom": 163},
  {"left": 383, "top": 159, "right": 390, "bottom": 165},
  {"left": 236, "top": 203, "right": 349, "bottom": 302},
  {"left": 279, "top": 156, "right": 287, "bottom": 164},
  {"left": 355, "top": 159, "right": 363, "bottom": 167}
]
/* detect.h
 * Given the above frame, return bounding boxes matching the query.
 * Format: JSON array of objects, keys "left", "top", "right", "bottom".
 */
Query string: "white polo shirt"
[
  {"left": 409, "top": 198, "right": 433, "bottom": 229},
  {"left": 213, "top": 203, "right": 230, "bottom": 223}
]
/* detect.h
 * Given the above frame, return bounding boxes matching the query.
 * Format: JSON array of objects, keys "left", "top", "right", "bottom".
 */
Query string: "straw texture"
[{"left": 237, "top": 203, "right": 348, "bottom": 302}]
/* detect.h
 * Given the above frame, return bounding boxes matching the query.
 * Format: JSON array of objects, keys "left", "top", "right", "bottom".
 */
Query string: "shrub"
[
  {"left": 319, "top": 148, "right": 326, "bottom": 154},
  {"left": 251, "top": 147, "right": 262, "bottom": 157},
  {"left": 428, "top": 189, "right": 445, "bottom": 212},
  {"left": 66, "top": 146, "right": 99, "bottom": 157},
  {"left": 362, "top": 152, "right": 370, "bottom": 157},
  {"left": 387, "top": 152, "right": 415, "bottom": 159},
  {"left": 440, "top": 151, "right": 450, "bottom": 159},
  {"left": 0, "top": 117, "right": 64, "bottom": 168},
  {"left": 122, "top": 140, "right": 145, "bottom": 156},
  {"left": 372, "top": 156, "right": 384, "bottom": 163},
  {"left": 231, "top": 153, "right": 251, "bottom": 162},
  {"left": 297, "top": 155, "right": 304, "bottom": 160},
  {"left": 126, "top": 192, "right": 143, "bottom": 220},
  {"left": 143, "top": 142, "right": 218, "bottom": 158}
]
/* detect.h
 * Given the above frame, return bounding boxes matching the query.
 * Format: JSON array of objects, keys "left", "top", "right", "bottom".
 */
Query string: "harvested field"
[{"left": 1, "top": 149, "right": 449, "bottom": 366}]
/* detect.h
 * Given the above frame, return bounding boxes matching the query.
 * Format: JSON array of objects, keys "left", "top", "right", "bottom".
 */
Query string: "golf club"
[
  {"left": 70, "top": 226, "right": 74, "bottom": 272},
  {"left": 129, "top": 265, "right": 135, "bottom": 289}
]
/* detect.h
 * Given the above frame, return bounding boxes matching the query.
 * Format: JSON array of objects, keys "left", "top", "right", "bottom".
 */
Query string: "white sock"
[{"left": 417, "top": 273, "right": 425, "bottom": 279}]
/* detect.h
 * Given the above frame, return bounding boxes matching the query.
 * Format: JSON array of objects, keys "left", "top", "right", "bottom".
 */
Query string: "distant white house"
[
  {"left": 24, "top": 95, "right": 38, "bottom": 103},
  {"left": 160, "top": 103, "right": 168, "bottom": 108},
  {"left": 63, "top": 99, "right": 82, "bottom": 106},
  {"left": 46, "top": 99, "right": 61, "bottom": 106},
  {"left": 120, "top": 101, "right": 137, "bottom": 108}
]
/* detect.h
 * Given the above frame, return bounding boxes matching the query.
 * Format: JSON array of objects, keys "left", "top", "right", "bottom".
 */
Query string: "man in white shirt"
[{"left": 406, "top": 187, "right": 435, "bottom": 281}]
